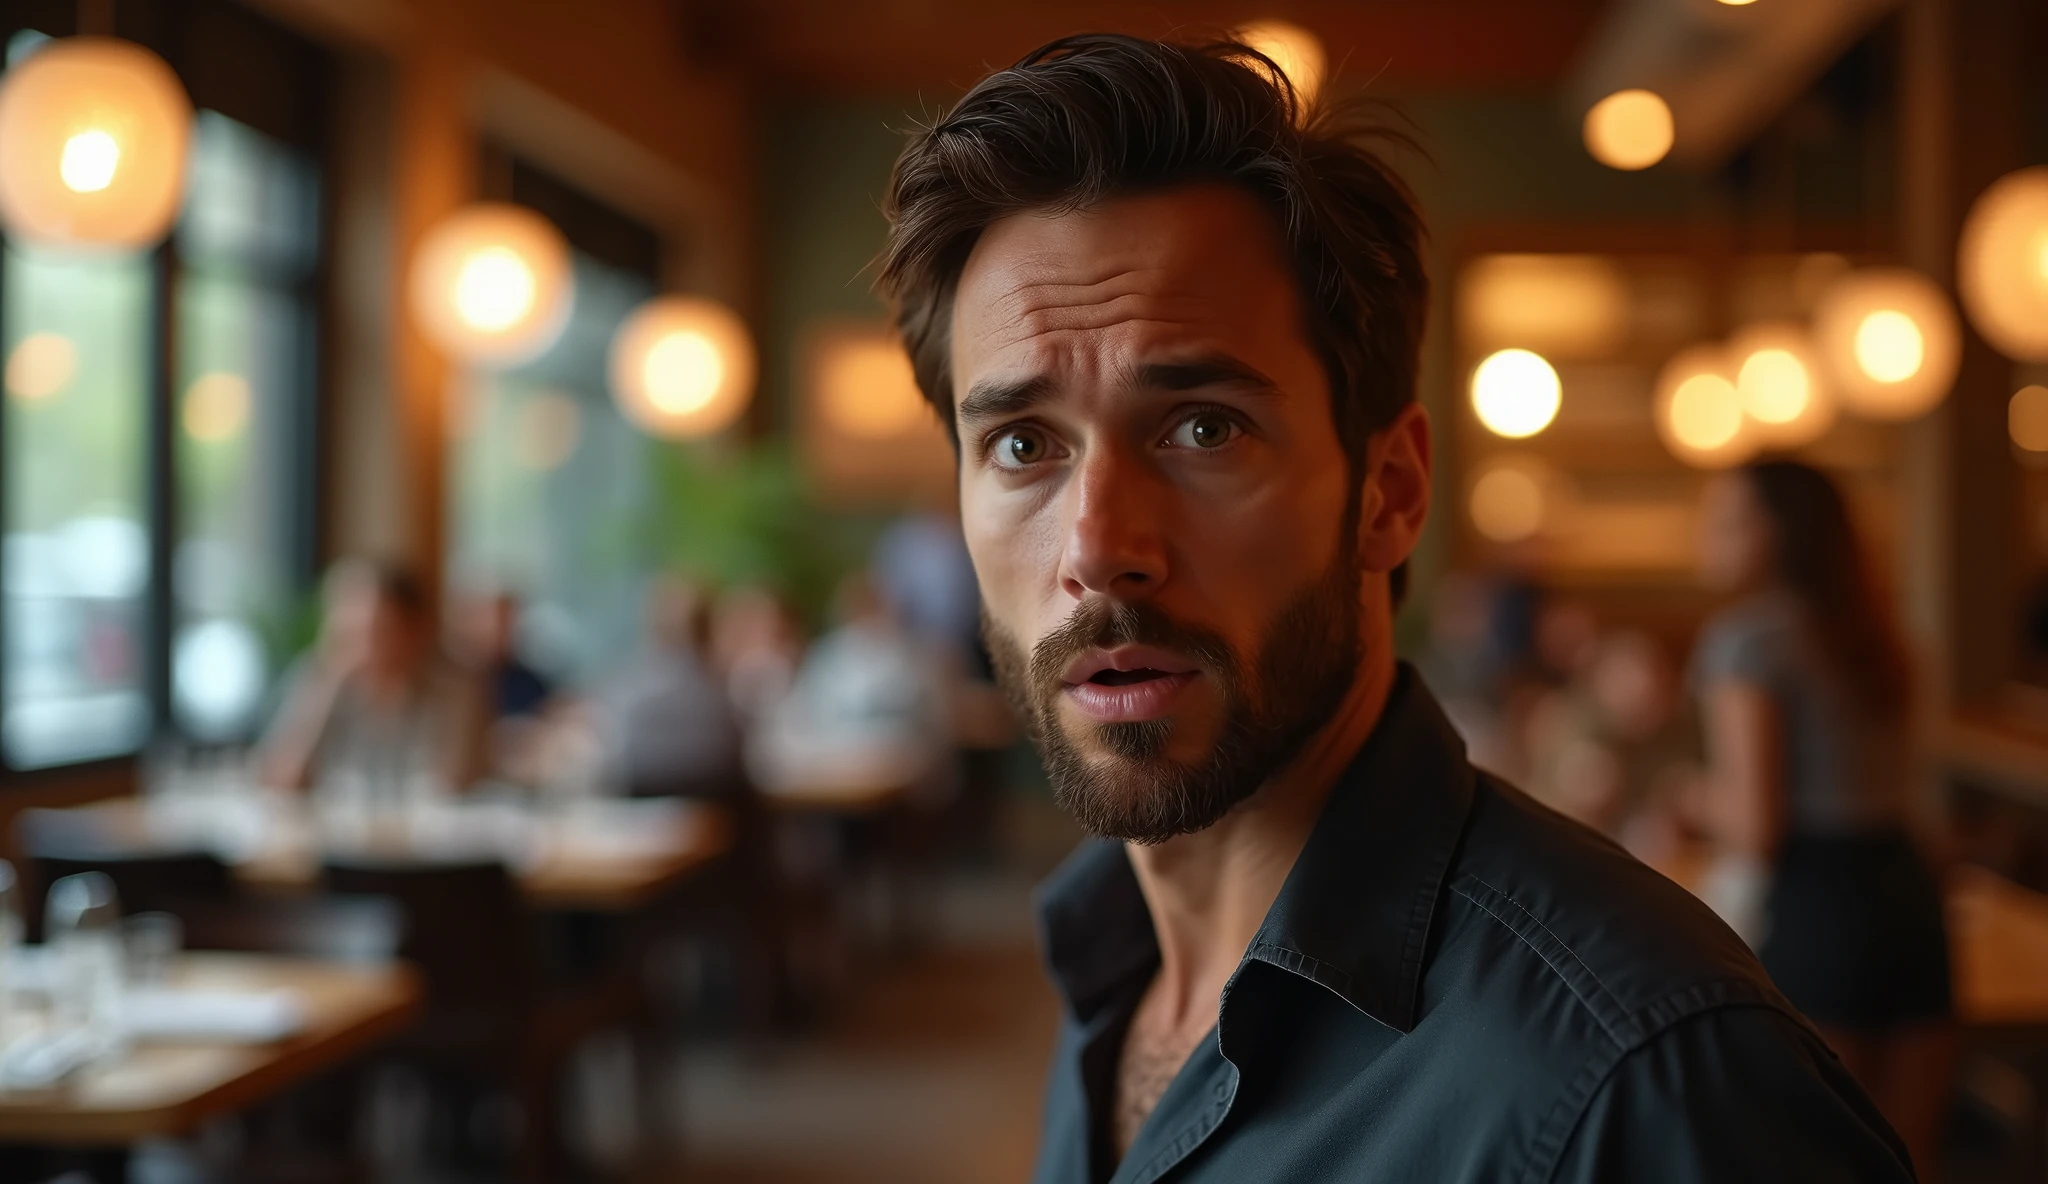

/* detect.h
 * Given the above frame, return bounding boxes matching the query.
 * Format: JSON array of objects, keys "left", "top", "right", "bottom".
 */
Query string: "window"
[
  {"left": 172, "top": 112, "right": 321, "bottom": 740},
  {"left": 448, "top": 154, "right": 665, "bottom": 680},
  {"left": 0, "top": 11, "right": 328, "bottom": 771}
]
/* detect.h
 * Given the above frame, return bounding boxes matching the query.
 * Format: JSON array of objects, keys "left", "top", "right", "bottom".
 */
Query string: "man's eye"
[
  {"left": 993, "top": 428, "right": 1051, "bottom": 468},
  {"left": 1169, "top": 413, "right": 1239, "bottom": 450}
]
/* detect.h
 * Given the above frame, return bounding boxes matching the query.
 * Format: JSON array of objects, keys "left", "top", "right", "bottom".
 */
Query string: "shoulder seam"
[{"left": 1449, "top": 874, "right": 1638, "bottom": 1047}]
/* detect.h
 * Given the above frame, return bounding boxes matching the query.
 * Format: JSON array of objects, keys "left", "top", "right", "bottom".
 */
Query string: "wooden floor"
[{"left": 673, "top": 938, "right": 1060, "bottom": 1184}]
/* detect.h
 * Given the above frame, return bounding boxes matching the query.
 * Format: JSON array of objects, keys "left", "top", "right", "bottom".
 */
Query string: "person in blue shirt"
[{"left": 875, "top": 32, "right": 1914, "bottom": 1183}]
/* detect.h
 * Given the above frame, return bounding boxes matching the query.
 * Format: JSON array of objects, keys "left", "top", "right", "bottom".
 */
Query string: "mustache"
[{"left": 1025, "top": 599, "right": 1238, "bottom": 701}]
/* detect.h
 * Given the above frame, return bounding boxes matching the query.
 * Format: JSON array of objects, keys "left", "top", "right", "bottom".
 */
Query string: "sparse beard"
[{"left": 985, "top": 550, "right": 1363, "bottom": 845}]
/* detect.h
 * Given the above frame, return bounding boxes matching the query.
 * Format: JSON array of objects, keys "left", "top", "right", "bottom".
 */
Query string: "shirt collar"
[{"left": 1034, "top": 664, "right": 1476, "bottom": 1033}]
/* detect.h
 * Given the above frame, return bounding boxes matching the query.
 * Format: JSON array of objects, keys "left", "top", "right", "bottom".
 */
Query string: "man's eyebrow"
[
  {"left": 957, "top": 375, "right": 1056, "bottom": 426},
  {"left": 1135, "top": 355, "right": 1284, "bottom": 397}
]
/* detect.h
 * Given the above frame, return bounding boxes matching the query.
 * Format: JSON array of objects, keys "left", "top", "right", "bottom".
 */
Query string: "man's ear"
[{"left": 1356, "top": 403, "right": 1432, "bottom": 574}]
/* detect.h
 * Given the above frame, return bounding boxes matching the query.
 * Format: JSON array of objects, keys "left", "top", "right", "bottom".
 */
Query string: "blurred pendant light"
[
  {"left": 1811, "top": 266, "right": 1960, "bottom": 421},
  {"left": 1958, "top": 166, "right": 2048, "bottom": 361},
  {"left": 1729, "top": 321, "right": 1835, "bottom": 448},
  {"left": 1233, "top": 19, "right": 1325, "bottom": 113},
  {"left": 607, "top": 295, "right": 755, "bottom": 440},
  {"left": 1583, "top": 89, "right": 1674, "bottom": 171},
  {"left": 408, "top": 202, "right": 574, "bottom": 368},
  {"left": 1655, "top": 343, "right": 1754, "bottom": 469},
  {"left": 0, "top": 28, "right": 193, "bottom": 250},
  {"left": 1470, "top": 347, "right": 1562, "bottom": 438}
]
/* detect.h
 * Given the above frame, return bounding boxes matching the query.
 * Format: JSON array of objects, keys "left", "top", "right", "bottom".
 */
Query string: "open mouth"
[{"left": 1088, "top": 668, "right": 1174, "bottom": 688}]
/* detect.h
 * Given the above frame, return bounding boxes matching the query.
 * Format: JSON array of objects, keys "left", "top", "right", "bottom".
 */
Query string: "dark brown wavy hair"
[{"left": 1742, "top": 461, "right": 1913, "bottom": 720}]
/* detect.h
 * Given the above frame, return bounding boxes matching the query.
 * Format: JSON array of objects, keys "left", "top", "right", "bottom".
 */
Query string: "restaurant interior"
[{"left": 0, "top": 0, "right": 2041, "bottom": 1180}]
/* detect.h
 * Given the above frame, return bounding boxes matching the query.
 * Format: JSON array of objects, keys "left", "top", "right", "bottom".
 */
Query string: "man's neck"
[{"left": 1124, "top": 648, "right": 1398, "bottom": 1031}]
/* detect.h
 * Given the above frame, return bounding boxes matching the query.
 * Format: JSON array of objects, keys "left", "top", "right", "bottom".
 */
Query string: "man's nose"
[{"left": 1057, "top": 446, "right": 1168, "bottom": 602}]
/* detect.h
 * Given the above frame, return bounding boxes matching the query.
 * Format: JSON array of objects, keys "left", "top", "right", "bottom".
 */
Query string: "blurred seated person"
[
  {"left": 600, "top": 573, "right": 742, "bottom": 799},
  {"left": 1523, "top": 629, "right": 1697, "bottom": 847},
  {"left": 708, "top": 584, "right": 804, "bottom": 724},
  {"left": 256, "top": 561, "right": 485, "bottom": 794},
  {"left": 748, "top": 574, "right": 950, "bottom": 797},
  {"left": 450, "top": 587, "right": 559, "bottom": 783}
]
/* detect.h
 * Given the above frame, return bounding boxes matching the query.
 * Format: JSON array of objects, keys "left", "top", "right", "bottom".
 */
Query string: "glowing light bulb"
[
  {"left": 1470, "top": 348, "right": 1562, "bottom": 438},
  {"left": 1672, "top": 374, "right": 1743, "bottom": 449},
  {"left": 58, "top": 129, "right": 119, "bottom": 193},
  {"left": 1584, "top": 90, "right": 1674, "bottom": 171},
  {"left": 1737, "top": 348, "right": 1809, "bottom": 423},
  {"left": 644, "top": 331, "right": 723, "bottom": 415},
  {"left": 453, "top": 247, "right": 537, "bottom": 333},
  {"left": 1234, "top": 19, "right": 1325, "bottom": 111},
  {"left": 1854, "top": 310, "right": 1924, "bottom": 383}
]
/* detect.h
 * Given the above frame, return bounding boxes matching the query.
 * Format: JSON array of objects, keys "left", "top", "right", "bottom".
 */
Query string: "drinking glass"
[{"left": 44, "top": 872, "right": 126, "bottom": 1058}]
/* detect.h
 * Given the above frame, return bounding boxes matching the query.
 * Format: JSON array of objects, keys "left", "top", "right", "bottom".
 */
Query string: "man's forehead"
[{"left": 949, "top": 185, "right": 1300, "bottom": 375}]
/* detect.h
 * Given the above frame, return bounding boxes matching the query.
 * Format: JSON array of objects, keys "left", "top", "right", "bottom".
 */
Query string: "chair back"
[{"left": 320, "top": 859, "right": 534, "bottom": 1048}]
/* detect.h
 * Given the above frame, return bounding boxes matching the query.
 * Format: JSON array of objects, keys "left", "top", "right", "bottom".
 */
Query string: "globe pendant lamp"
[
  {"left": 607, "top": 295, "right": 755, "bottom": 440},
  {"left": 1811, "top": 267, "right": 1961, "bottom": 421},
  {"left": 0, "top": 35, "right": 193, "bottom": 250},
  {"left": 408, "top": 203, "right": 574, "bottom": 369},
  {"left": 1958, "top": 166, "right": 2048, "bottom": 362}
]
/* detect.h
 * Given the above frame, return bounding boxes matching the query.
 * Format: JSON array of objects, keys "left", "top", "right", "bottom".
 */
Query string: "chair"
[
  {"left": 179, "top": 894, "right": 405, "bottom": 963},
  {"left": 321, "top": 859, "right": 607, "bottom": 1181}
]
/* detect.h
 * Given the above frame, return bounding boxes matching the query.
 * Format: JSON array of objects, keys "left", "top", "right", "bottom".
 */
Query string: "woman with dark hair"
[{"left": 1693, "top": 459, "right": 1952, "bottom": 1176}]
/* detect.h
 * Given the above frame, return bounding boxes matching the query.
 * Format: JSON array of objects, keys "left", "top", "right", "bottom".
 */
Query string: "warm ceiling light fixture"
[
  {"left": 1729, "top": 321, "right": 1834, "bottom": 448},
  {"left": 1812, "top": 266, "right": 1960, "bottom": 421},
  {"left": 1470, "top": 348, "right": 1562, "bottom": 439},
  {"left": 608, "top": 295, "right": 756, "bottom": 440},
  {"left": 1583, "top": 89, "right": 1674, "bottom": 171},
  {"left": 408, "top": 203, "right": 574, "bottom": 368},
  {"left": 1655, "top": 344, "right": 1753, "bottom": 469},
  {"left": 0, "top": 36, "right": 193, "bottom": 249},
  {"left": 1233, "top": 19, "right": 1325, "bottom": 112},
  {"left": 1958, "top": 166, "right": 2048, "bottom": 361}
]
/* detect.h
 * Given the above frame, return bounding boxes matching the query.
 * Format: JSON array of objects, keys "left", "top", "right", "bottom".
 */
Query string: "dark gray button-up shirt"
[{"left": 1031, "top": 667, "right": 1912, "bottom": 1183}]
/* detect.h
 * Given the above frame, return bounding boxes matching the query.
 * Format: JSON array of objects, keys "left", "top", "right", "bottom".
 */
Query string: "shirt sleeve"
[
  {"left": 1692, "top": 608, "right": 1781, "bottom": 690},
  {"left": 1548, "top": 1006, "right": 1915, "bottom": 1184}
]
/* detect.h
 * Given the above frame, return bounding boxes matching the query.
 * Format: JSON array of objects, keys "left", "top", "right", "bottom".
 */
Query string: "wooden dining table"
[
  {"left": 27, "top": 793, "right": 734, "bottom": 914},
  {"left": 0, "top": 953, "right": 420, "bottom": 1144}
]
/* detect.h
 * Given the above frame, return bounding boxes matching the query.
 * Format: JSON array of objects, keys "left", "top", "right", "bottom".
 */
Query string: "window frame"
[{"left": 0, "top": 0, "right": 335, "bottom": 778}]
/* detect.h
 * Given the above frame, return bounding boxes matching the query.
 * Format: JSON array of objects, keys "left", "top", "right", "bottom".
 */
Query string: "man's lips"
[
  {"left": 1059, "top": 646, "right": 1201, "bottom": 724},
  {"left": 1059, "top": 645, "right": 1200, "bottom": 686}
]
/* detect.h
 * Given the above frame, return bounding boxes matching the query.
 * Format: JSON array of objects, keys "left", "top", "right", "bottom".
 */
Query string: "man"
[
  {"left": 258, "top": 561, "right": 485, "bottom": 795},
  {"left": 879, "top": 34, "right": 1913, "bottom": 1184}
]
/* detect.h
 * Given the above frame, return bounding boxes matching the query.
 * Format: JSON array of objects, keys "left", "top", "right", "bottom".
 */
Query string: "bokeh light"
[
  {"left": 6, "top": 332, "right": 77, "bottom": 401},
  {"left": 1812, "top": 266, "right": 1960, "bottom": 420},
  {"left": 1470, "top": 348, "right": 1562, "bottom": 439},
  {"left": 2010, "top": 384, "right": 2048, "bottom": 453},
  {"left": 1656, "top": 344, "right": 1753, "bottom": 468},
  {"left": 181, "top": 372, "right": 251, "bottom": 443},
  {"left": 608, "top": 295, "right": 756, "bottom": 439},
  {"left": 1583, "top": 89, "right": 1674, "bottom": 171},
  {"left": 1469, "top": 462, "right": 1547, "bottom": 543},
  {"left": 1958, "top": 166, "right": 2048, "bottom": 361},
  {"left": 1730, "top": 321, "right": 1834, "bottom": 447},
  {"left": 1234, "top": 20, "right": 1325, "bottom": 111},
  {"left": 408, "top": 203, "right": 574, "bottom": 368},
  {"left": 818, "top": 334, "right": 925, "bottom": 440},
  {"left": 0, "top": 36, "right": 193, "bottom": 248}
]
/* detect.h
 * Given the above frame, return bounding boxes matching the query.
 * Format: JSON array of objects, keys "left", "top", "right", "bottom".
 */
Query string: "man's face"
[{"left": 950, "top": 185, "right": 1376, "bottom": 843}]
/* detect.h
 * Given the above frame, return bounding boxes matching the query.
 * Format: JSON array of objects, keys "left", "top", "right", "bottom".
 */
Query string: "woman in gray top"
[{"left": 1693, "top": 459, "right": 1952, "bottom": 1177}]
